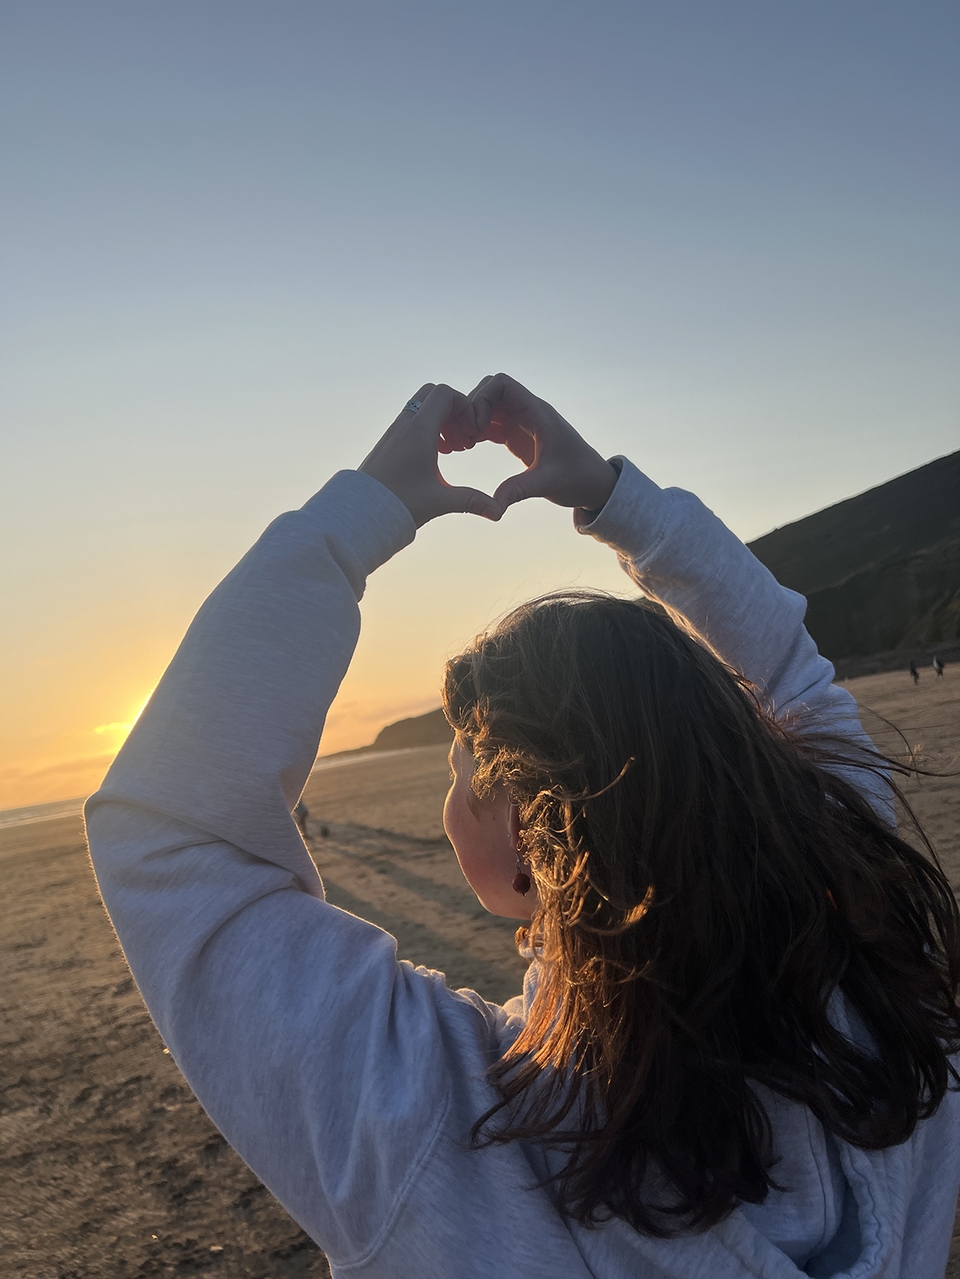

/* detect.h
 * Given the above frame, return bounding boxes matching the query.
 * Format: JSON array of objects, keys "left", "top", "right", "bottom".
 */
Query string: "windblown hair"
[{"left": 442, "top": 591, "right": 960, "bottom": 1235}]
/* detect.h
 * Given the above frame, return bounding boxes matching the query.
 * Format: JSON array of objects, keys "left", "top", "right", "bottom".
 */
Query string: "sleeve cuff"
[
  {"left": 300, "top": 470, "right": 417, "bottom": 579},
  {"left": 574, "top": 456, "right": 673, "bottom": 562}
]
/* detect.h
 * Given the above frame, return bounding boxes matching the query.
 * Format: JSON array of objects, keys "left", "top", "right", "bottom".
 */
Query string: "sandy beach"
[{"left": 3, "top": 668, "right": 957, "bottom": 1277}]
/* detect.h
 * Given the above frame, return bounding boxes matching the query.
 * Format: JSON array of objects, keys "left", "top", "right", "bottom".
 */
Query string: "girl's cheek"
[
  {"left": 442, "top": 786, "right": 455, "bottom": 844},
  {"left": 443, "top": 782, "right": 479, "bottom": 866},
  {"left": 442, "top": 783, "right": 468, "bottom": 850}
]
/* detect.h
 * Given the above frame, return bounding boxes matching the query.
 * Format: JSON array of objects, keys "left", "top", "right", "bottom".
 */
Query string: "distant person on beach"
[
  {"left": 910, "top": 660, "right": 920, "bottom": 684},
  {"left": 86, "top": 376, "right": 960, "bottom": 1279},
  {"left": 934, "top": 656, "right": 945, "bottom": 679}
]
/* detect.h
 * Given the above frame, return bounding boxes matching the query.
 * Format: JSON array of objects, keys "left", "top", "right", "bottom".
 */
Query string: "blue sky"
[{"left": 2, "top": 1, "right": 958, "bottom": 804}]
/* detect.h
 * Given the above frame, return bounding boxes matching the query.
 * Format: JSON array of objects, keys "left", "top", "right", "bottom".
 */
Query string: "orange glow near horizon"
[
  {"left": 0, "top": 685, "right": 163, "bottom": 813},
  {"left": 0, "top": 686, "right": 441, "bottom": 814},
  {"left": 0, "top": 485, "right": 634, "bottom": 814}
]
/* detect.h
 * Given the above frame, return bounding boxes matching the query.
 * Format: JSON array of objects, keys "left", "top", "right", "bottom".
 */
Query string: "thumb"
[
  {"left": 493, "top": 467, "right": 548, "bottom": 511},
  {"left": 439, "top": 485, "right": 503, "bottom": 522}
]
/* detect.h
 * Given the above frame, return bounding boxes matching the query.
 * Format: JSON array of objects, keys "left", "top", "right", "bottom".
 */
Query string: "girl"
[{"left": 86, "top": 375, "right": 960, "bottom": 1278}]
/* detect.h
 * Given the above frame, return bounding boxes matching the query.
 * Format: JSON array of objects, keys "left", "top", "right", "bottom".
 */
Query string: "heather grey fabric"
[{"left": 86, "top": 460, "right": 960, "bottom": 1278}]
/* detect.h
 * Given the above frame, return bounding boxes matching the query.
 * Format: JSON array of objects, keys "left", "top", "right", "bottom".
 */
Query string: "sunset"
[
  {"left": 3, "top": 4, "right": 959, "bottom": 1276},
  {"left": 4, "top": 3, "right": 957, "bottom": 816}
]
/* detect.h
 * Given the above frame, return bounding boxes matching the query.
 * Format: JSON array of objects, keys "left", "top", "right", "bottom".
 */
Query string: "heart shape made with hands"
[
  {"left": 359, "top": 374, "right": 619, "bottom": 529},
  {"left": 435, "top": 423, "right": 533, "bottom": 511}
]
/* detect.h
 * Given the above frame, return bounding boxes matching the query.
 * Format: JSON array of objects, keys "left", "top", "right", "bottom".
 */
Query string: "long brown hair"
[{"left": 442, "top": 591, "right": 960, "bottom": 1235}]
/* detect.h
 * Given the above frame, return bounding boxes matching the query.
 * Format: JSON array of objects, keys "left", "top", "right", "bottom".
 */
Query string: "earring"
[{"left": 512, "top": 835, "right": 532, "bottom": 897}]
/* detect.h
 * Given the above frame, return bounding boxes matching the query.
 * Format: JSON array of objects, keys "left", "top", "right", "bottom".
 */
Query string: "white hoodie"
[{"left": 85, "top": 459, "right": 960, "bottom": 1278}]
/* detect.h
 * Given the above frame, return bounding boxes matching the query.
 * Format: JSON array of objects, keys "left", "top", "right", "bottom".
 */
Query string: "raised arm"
[
  {"left": 84, "top": 387, "right": 510, "bottom": 1264},
  {"left": 577, "top": 458, "right": 837, "bottom": 721},
  {"left": 463, "top": 374, "right": 890, "bottom": 816}
]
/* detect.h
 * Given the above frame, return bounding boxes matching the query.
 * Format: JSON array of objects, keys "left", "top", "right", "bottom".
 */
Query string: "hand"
[
  {"left": 359, "top": 384, "right": 502, "bottom": 527},
  {"left": 457, "top": 374, "right": 619, "bottom": 516}
]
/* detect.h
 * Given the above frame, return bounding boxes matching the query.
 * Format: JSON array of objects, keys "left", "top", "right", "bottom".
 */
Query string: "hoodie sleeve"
[{"left": 577, "top": 458, "right": 892, "bottom": 820}]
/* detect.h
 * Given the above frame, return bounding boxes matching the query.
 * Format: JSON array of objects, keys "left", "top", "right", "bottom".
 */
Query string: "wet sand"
[{"left": 2, "top": 669, "right": 957, "bottom": 1277}]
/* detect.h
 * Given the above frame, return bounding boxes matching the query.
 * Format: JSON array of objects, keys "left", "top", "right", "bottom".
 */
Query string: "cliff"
[
  {"left": 748, "top": 450, "right": 960, "bottom": 663},
  {"left": 370, "top": 707, "right": 453, "bottom": 751}
]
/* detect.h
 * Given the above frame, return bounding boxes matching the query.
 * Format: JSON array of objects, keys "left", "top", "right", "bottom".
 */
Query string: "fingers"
[
  {"left": 438, "top": 484, "right": 503, "bottom": 522},
  {"left": 391, "top": 384, "right": 435, "bottom": 428},
  {"left": 493, "top": 467, "right": 549, "bottom": 511},
  {"left": 463, "top": 374, "right": 495, "bottom": 400},
  {"left": 441, "top": 385, "right": 486, "bottom": 453},
  {"left": 466, "top": 373, "right": 506, "bottom": 438},
  {"left": 390, "top": 382, "right": 466, "bottom": 437},
  {"left": 390, "top": 382, "right": 469, "bottom": 453},
  {"left": 418, "top": 383, "right": 470, "bottom": 437},
  {"left": 407, "top": 383, "right": 477, "bottom": 455},
  {"left": 400, "top": 375, "right": 537, "bottom": 441},
  {"left": 466, "top": 372, "right": 534, "bottom": 435},
  {"left": 439, "top": 405, "right": 476, "bottom": 454},
  {"left": 438, "top": 376, "right": 537, "bottom": 463},
  {"left": 412, "top": 382, "right": 458, "bottom": 426},
  {"left": 366, "top": 376, "right": 568, "bottom": 523}
]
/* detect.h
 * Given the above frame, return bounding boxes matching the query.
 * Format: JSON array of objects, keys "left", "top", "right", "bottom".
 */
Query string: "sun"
[{"left": 92, "top": 687, "right": 158, "bottom": 747}]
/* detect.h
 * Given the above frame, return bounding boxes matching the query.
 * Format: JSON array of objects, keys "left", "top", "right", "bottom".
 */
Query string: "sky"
[{"left": 1, "top": 0, "right": 958, "bottom": 810}]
